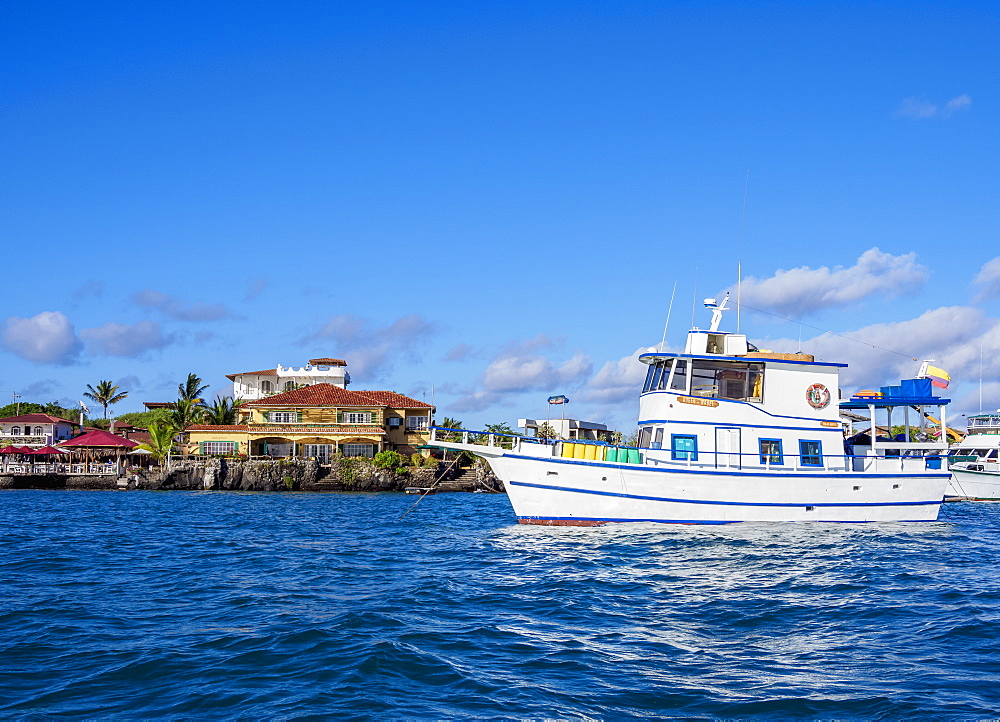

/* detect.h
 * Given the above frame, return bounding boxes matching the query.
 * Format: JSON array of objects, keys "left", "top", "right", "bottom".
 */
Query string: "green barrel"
[{"left": 626, "top": 448, "right": 640, "bottom": 464}]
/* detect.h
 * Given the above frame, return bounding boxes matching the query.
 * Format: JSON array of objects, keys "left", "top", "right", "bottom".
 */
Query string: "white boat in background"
[
  {"left": 432, "top": 297, "right": 953, "bottom": 525},
  {"left": 946, "top": 412, "right": 1000, "bottom": 501}
]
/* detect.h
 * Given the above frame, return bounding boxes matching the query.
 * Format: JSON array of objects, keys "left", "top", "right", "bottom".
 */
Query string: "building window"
[
  {"left": 406, "top": 415, "right": 428, "bottom": 431},
  {"left": 11, "top": 427, "right": 20, "bottom": 436},
  {"left": 283, "top": 381, "right": 296, "bottom": 392},
  {"left": 671, "top": 434, "right": 698, "bottom": 461},
  {"left": 342, "top": 443, "right": 374, "bottom": 458},
  {"left": 799, "top": 440, "right": 823, "bottom": 467},
  {"left": 34, "top": 426, "right": 43, "bottom": 436},
  {"left": 759, "top": 438, "right": 783, "bottom": 465},
  {"left": 260, "top": 380, "right": 273, "bottom": 394},
  {"left": 268, "top": 411, "right": 297, "bottom": 423},
  {"left": 304, "top": 444, "right": 333, "bottom": 462},
  {"left": 344, "top": 412, "right": 372, "bottom": 424},
  {"left": 203, "top": 442, "right": 237, "bottom": 455}
]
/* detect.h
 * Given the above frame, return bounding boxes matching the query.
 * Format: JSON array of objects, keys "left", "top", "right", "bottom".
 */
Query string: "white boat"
[
  {"left": 946, "top": 412, "right": 1000, "bottom": 501},
  {"left": 432, "top": 298, "right": 952, "bottom": 525}
]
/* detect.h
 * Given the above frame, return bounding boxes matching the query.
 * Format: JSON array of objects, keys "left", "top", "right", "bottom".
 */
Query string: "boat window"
[
  {"left": 671, "top": 434, "right": 698, "bottom": 461},
  {"left": 689, "top": 360, "right": 764, "bottom": 401},
  {"left": 652, "top": 428, "right": 664, "bottom": 450},
  {"left": 799, "top": 440, "right": 823, "bottom": 467},
  {"left": 638, "top": 426, "right": 653, "bottom": 448},
  {"left": 759, "top": 438, "right": 783, "bottom": 465},
  {"left": 987, "top": 450, "right": 998, "bottom": 459},
  {"left": 669, "top": 360, "right": 689, "bottom": 392},
  {"left": 643, "top": 364, "right": 657, "bottom": 392}
]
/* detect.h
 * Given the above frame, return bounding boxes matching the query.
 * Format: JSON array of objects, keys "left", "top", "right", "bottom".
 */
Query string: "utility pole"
[{"left": 12, "top": 393, "right": 20, "bottom": 416}]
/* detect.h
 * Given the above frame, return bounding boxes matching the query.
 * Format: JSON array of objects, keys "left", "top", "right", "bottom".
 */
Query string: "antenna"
[
  {"left": 660, "top": 281, "right": 677, "bottom": 351},
  {"left": 737, "top": 169, "right": 749, "bottom": 334},
  {"left": 690, "top": 267, "right": 699, "bottom": 328}
]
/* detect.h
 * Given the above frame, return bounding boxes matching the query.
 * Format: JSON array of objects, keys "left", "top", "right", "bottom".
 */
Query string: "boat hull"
[
  {"left": 488, "top": 454, "right": 948, "bottom": 524},
  {"left": 946, "top": 468, "right": 1000, "bottom": 501}
]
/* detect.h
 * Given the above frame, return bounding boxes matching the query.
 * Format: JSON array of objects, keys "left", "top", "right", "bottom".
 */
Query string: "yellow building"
[{"left": 186, "top": 383, "right": 434, "bottom": 462}]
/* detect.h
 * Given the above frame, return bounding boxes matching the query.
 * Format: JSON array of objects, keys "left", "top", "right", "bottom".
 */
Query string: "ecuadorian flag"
[{"left": 923, "top": 364, "right": 951, "bottom": 389}]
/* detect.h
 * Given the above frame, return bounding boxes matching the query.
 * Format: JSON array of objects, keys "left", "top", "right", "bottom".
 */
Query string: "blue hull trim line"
[
  {"left": 504, "top": 453, "right": 950, "bottom": 480},
  {"left": 508, "top": 479, "right": 941, "bottom": 508}
]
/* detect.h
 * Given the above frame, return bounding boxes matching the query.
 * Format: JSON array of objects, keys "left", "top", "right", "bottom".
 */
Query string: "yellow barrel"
[
  {"left": 584, "top": 444, "right": 597, "bottom": 460},
  {"left": 561, "top": 443, "right": 574, "bottom": 458},
  {"left": 573, "top": 443, "right": 587, "bottom": 459}
]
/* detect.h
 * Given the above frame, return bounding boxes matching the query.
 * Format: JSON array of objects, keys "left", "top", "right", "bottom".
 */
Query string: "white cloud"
[
  {"left": 305, "top": 313, "right": 438, "bottom": 380},
  {"left": 450, "top": 336, "right": 593, "bottom": 411},
  {"left": 897, "top": 94, "right": 971, "bottom": 119},
  {"left": 761, "top": 305, "right": 998, "bottom": 390},
  {"left": 132, "top": 289, "right": 234, "bottom": 321},
  {"left": 580, "top": 347, "right": 650, "bottom": 405},
  {"left": 737, "top": 248, "right": 927, "bottom": 317},
  {"left": 1, "top": 311, "right": 82, "bottom": 365},
  {"left": 81, "top": 320, "right": 172, "bottom": 357},
  {"left": 943, "top": 94, "right": 972, "bottom": 116},
  {"left": 974, "top": 257, "right": 1000, "bottom": 297}
]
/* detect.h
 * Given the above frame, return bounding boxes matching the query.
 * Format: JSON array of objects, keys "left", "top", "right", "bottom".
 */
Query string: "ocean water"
[{"left": 1, "top": 491, "right": 998, "bottom": 718}]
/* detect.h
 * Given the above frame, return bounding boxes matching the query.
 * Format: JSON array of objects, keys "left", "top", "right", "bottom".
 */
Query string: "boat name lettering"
[
  {"left": 678, "top": 396, "right": 720, "bottom": 408},
  {"left": 820, "top": 421, "right": 840, "bottom": 428}
]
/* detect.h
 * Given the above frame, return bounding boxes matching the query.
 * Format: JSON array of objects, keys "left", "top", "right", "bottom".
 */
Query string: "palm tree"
[
  {"left": 168, "top": 398, "right": 203, "bottom": 432},
  {"left": 137, "top": 420, "right": 177, "bottom": 464},
  {"left": 178, "top": 373, "right": 209, "bottom": 403},
  {"left": 201, "top": 395, "right": 243, "bottom": 425},
  {"left": 83, "top": 380, "right": 128, "bottom": 419}
]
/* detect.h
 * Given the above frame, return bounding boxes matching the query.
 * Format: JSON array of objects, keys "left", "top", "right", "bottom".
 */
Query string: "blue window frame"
[
  {"left": 759, "top": 438, "right": 783, "bottom": 465},
  {"left": 671, "top": 434, "right": 698, "bottom": 461},
  {"left": 799, "top": 439, "right": 823, "bottom": 467}
]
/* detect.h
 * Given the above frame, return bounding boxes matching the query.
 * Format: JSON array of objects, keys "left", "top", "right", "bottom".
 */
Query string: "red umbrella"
[
  {"left": 32, "top": 446, "right": 64, "bottom": 455},
  {"left": 0, "top": 445, "right": 19, "bottom": 454},
  {"left": 13, "top": 446, "right": 33, "bottom": 453}
]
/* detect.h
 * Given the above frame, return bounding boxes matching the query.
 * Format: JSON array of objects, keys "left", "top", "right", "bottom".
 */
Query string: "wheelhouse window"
[
  {"left": 759, "top": 438, "right": 783, "bottom": 465},
  {"left": 689, "top": 360, "right": 764, "bottom": 402},
  {"left": 671, "top": 434, "right": 698, "bottom": 461},
  {"left": 638, "top": 426, "right": 653, "bottom": 448},
  {"left": 652, "top": 428, "right": 664, "bottom": 450},
  {"left": 799, "top": 440, "right": 823, "bottom": 467},
  {"left": 643, "top": 358, "right": 691, "bottom": 394}
]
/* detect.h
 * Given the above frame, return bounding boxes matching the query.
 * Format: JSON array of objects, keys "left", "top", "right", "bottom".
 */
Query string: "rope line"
[{"left": 738, "top": 302, "right": 919, "bottom": 361}]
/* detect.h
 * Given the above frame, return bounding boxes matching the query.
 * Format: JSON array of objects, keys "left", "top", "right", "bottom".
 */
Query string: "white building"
[
  {"left": 229, "top": 358, "right": 351, "bottom": 401},
  {"left": 0, "top": 413, "right": 76, "bottom": 448},
  {"left": 518, "top": 418, "right": 613, "bottom": 442}
]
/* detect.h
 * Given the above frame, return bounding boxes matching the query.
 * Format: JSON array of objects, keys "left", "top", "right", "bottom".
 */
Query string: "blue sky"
[{"left": 2, "top": 1, "right": 998, "bottom": 431}]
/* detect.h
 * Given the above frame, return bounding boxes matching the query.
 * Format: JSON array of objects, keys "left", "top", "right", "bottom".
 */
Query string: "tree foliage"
[
  {"left": 136, "top": 421, "right": 177, "bottom": 462},
  {"left": 201, "top": 395, "right": 243, "bottom": 425},
  {"left": 178, "top": 373, "right": 209, "bottom": 403},
  {"left": 83, "top": 381, "right": 128, "bottom": 419}
]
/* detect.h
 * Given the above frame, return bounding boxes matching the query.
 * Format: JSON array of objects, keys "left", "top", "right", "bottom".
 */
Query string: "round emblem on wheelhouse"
[{"left": 806, "top": 383, "right": 831, "bottom": 409}]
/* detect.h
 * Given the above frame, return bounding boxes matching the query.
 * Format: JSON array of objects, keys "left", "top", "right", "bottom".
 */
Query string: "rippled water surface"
[{"left": 1, "top": 490, "right": 999, "bottom": 718}]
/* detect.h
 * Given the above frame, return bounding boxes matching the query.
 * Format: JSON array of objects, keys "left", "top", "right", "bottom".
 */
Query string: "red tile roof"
[
  {"left": 309, "top": 358, "right": 347, "bottom": 366},
  {"left": 0, "top": 413, "right": 76, "bottom": 425},
  {"left": 244, "top": 383, "right": 432, "bottom": 409},
  {"left": 225, "top": 368, "right": 278, "bottom": 381},
  {"left": 59, "top": 429, "right": 139, "bottom": 448}
]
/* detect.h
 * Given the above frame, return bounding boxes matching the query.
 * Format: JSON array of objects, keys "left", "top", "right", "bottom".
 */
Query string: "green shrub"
[
  {"left": 283, "top": 474, "right": 297, "bottom": 490},
  {"left": 410, "top": 452, "right": 425, "bottom": 468},
  {"left": 374, "top": 450, "right": 407, "bottom": 471}
]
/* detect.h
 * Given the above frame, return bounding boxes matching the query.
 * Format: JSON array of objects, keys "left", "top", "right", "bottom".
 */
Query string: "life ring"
[{"left": 806, "top": 383, "right": 831, "bottom": 409}]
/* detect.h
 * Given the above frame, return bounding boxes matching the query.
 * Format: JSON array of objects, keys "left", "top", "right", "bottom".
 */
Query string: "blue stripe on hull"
[
  {"left": 516, "top": 515, "right": 929, "bottom": 525},
  {"left": 508, "top": 479, "right": 941, "bottom": 508}
]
